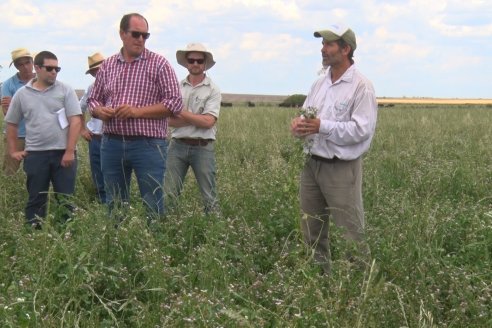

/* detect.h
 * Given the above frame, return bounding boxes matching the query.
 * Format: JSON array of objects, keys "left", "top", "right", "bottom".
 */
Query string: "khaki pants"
[
  {"left": 3, "top": 136, "right": 25, "bottom": 176},
  {"left": 299, "top": 156, "right": 367, "bottom": 273}
]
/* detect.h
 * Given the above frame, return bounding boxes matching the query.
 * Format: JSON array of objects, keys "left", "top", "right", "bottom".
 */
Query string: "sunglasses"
[
  {"left": 40, "top": 65, "right": 61, "bottom": 73},
  {"left": 187, "top": 58, "right": 205, "bottom": 65},
  {"left": 128, "top": 31, "right": 150, "bottom": 40}
]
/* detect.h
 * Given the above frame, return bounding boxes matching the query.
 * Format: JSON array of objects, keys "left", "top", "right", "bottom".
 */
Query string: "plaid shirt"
[{"left": 87, "top": 48, "right": 182, "bottom": 138}]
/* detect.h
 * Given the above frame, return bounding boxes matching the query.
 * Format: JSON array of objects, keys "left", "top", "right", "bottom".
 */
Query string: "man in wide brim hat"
[
  {"left": 176, "top": 43, "right": 215, "bottom": 71},
  {"left": 85, "top": 52, "right": 104, "bottom": 75},
  {"left": 9, "top": 48, "right": 33, "bottom": 67}
]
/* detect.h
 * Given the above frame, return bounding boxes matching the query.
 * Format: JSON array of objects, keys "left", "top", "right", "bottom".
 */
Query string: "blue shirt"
[{"left": 2, "top": 73, "right": 29, "bottom": 137}]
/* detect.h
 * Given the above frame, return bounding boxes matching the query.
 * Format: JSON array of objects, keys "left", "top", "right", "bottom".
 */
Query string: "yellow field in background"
[{"left": 377, "top": 97, "right": 492, "bottom": 105}]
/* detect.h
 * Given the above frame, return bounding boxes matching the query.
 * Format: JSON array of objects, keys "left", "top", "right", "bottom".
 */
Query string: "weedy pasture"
[{"left": 0, "top": 104, "right": 491, "bottom": 327}]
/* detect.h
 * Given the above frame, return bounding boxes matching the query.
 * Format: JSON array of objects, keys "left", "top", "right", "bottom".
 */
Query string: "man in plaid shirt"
[{"left": 88, "top": 13, "right": 183, "bottom": 219}]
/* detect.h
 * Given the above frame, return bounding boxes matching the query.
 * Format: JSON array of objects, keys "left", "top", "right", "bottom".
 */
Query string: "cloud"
[
  {"left": 239, "top": 32, "right": 306, "bottom": 62},
  {"left": 0, "top": 0, "right": 44, "bottom": 28},
  {"left": 430, "top": 16, "right": 492, "bottom": 37}
]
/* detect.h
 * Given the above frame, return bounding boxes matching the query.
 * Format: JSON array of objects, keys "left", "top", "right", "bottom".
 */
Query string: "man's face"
[
  {"left": 186, "top": 52, "right": 206, "bottom": 76},
  {"left": 14, "top": 57, "right": 34, "bottom": 76},
  {"left": 35, "top": 58, "right": 59, "bottom": 86},
  {"left": 120, "top": 16, "right": 149, "bottom": 58},
  {"left": 321, "top": 40, "right": 345, "bottom": 67}
]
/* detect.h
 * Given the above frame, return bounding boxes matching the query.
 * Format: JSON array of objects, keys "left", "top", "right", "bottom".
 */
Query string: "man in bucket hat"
[
  {"left": 1, "top": 48, "right": 35, "bottom": 175},
  {"left": 290, "top": 24, "right": 378, "bottom": 275},
  {"left": 80, "top": 52, "right": 106, "bottom": 203},
  {"left": 165, "top": 43, "right": 222, "bottom": 215}
]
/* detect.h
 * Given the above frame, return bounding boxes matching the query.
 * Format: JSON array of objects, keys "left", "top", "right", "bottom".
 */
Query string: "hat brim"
[
  {"left": 314, "top": 31, "right": 341, "bottom": 42},
  {"left": 9, "top": 55, "right": 32, "bottom": 68},
  {"left": 85, "top": 62, "right": 103, "bottom": 74},
  {"left": 176, "top": 50, "right": 215, "bottom": 70}
]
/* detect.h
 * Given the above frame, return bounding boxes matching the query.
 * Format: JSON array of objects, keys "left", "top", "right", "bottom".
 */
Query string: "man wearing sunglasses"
[
  {"left": 87, "top": 13, "right": 182, "bottom": 220},
  {"left": 1, "top": 48, "right": 36, "bottom": 176},
  {"left": 165, "top": 43, "right": 221, "bottom": 215},
  {"left": 5, "top": 51, "right": 82, "bottom": 228}
]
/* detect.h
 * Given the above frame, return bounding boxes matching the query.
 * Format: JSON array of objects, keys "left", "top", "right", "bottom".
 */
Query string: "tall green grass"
[{"left": 0, "top": 105, "right": 491, "bottom": 327}]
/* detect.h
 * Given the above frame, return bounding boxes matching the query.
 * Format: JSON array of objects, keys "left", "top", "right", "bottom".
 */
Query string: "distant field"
[
  {"left": 221, "top": 94, "right": 492, "bottom": 105},
  {"left": 74, "top": 90, "right": 492, "bottom": 106},
  {"left": 377, "top": 97, "right": 492, "bottom": 105}
]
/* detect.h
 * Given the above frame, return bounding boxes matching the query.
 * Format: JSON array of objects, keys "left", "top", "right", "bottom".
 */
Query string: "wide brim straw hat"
[
  {"left": 176, "top": 43, "right": 215, "bottom": 70},
  {"left": 9, "top": 48, "right": 33, "bottom": 67},
  {"left": 86, "top": 52, "right": 104, "bottom": 74}
]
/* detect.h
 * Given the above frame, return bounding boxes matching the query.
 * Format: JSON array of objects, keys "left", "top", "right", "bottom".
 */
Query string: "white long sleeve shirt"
[{"left": 303, "top": 64, "right": 378, "bottom": 160}]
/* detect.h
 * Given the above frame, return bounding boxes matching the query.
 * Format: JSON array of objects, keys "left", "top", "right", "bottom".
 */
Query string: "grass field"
[{"left": 0, "top": 104, "right": 491, "bottom": 327}]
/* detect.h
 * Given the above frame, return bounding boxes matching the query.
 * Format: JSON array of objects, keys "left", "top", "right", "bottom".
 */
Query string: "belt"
[
  {"left": 176, "top": 138, "right": 213, "bottom": 146},
  {"left": 105, "top": 134, "right": 154, "bottom": 141},
  {"left": 310, "top": 154, "right": 341, "bottom": 163},
  {"left": 91, "top": 134, "right": 102, "bottom": 140}
]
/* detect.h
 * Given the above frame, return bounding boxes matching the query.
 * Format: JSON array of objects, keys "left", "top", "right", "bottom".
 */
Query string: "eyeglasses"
[
  {"left": 187, "top": 58, "right": 205, "bottom": 65},
  {"left": 128, "top": 31, "right": 150, "bottom": 40},
  {"left": 40, "top": 65, "right": 61, "bottom": 73}
]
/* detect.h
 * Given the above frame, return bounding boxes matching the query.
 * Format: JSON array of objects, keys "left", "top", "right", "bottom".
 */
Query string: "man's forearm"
[{"left": 66, "top": 116, "right": 82, "bottom": 152}]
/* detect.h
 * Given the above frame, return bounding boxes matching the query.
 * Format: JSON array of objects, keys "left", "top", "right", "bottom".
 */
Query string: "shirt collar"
[
  {"left": 117, "top": 48, "right": 148, "bottom": 62},
  {"left": 182, "top": 75, "right": 210, "bottom": 87},
  {"left": 327, "top": 64, "right": 356, "bottom": 84},
  {"left": 25, "top": 78, "right": 57, "bottom": 91}
]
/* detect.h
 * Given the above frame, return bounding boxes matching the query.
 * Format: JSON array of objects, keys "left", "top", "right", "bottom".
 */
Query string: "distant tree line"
[{"left": 220, "top": 94, "right": 307, "bottom": 108}]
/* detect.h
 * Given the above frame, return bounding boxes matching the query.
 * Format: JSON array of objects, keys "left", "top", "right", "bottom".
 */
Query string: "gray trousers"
[{"left": 299, "top": 156, "right": 367, "bottom": 273}]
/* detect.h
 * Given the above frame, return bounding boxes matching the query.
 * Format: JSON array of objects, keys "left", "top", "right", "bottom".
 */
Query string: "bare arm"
[
  {"left": 6, "top": 123, "right": 27, "bottom": 160},
  {"left": 113, "top": 103, "right": 174, "bottom": 120},
  {"left": 168, "top": 110, "right": 217, "bottom": 129},
  {"left": 80, "top": 112, "right": 92, "bottom": 141},
  {"left": 61, "top": 115, "right": 82, "bottom": 167},
  {"left": 1, "top": 96, "right": 12, "bottom": 116}
]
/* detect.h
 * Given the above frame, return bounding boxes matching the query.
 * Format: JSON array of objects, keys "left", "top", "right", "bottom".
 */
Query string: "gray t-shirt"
[{"left": 5, "top": 79, "right": 82, "bottom": 151}]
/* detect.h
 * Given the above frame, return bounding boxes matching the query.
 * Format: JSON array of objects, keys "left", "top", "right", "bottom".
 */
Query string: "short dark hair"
[
  {"left": 336, "top": 39, "right": 354, "bottom": 64},
  {"left": 34, "top": 51, "right": 57, "bottom": 66},
  {"left": 120, "top": 13, "right": 149, "bottom": 32}
]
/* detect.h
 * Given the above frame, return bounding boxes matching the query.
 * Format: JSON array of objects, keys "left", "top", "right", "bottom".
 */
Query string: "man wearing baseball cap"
[
  {"left": 291, "top": 24, "right": 378, "bottom": 275},
  {"left": 165, "top": 43, "right": 222, "bottom": 215},
  {"left": 1, "top": 48, "right": 35, "bottom": 175}
]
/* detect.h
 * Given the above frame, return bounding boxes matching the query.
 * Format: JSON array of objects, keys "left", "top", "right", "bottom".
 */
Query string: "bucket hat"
[{"left": 176, "top": 43, "right": 215, "bottom": 70}]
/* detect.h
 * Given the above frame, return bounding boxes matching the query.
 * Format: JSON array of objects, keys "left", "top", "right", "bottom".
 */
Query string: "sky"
[{"left": 0, "top": 0, "right": 491, "bottom": 99}]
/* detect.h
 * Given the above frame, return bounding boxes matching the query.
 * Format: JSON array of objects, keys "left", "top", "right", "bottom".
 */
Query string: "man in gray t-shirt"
[{"left": 5, "top": 50, "right": 82, "bottom": 227}]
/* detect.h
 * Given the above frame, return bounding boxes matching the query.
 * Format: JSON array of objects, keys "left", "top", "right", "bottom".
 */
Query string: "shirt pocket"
[
  {"left": 187, "top": 96, "right": 206, "bottom": 114},
  {"left": 333, "top": 99, "right": 351, "bottom": 121}
]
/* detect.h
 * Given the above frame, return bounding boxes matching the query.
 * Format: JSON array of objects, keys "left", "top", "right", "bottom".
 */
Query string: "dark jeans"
[
  {"left": 101, "top": 135, "right": 167, "bottom": 217},
  {"left": 88, "top": 136, "right": 106, "bottom": 203},
  {"left": 23, "top": 150, "right": 77, "bottom": 224}
]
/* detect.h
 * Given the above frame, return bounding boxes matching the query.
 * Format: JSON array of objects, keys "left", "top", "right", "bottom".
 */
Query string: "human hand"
[
  {"left": 81, "top": 128, "right": 92, "bottom": 141},
  {"left": 1, "top": 96, "right": 12, "bottom": 115},
  {"left": 10, "top": 150, "right": 27, "bottom": 161},
  {"left": 93, "top": 106, "right": 115, "bottom": 122},
  {"left": 115, "top": 104, "right": 137, "bottom": 119},
  {"left": 61, "top": 151, "right": 75, "bottom": 167},
  {"left": 291, "top": 117, "right": 320, "bottom": 137}
]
